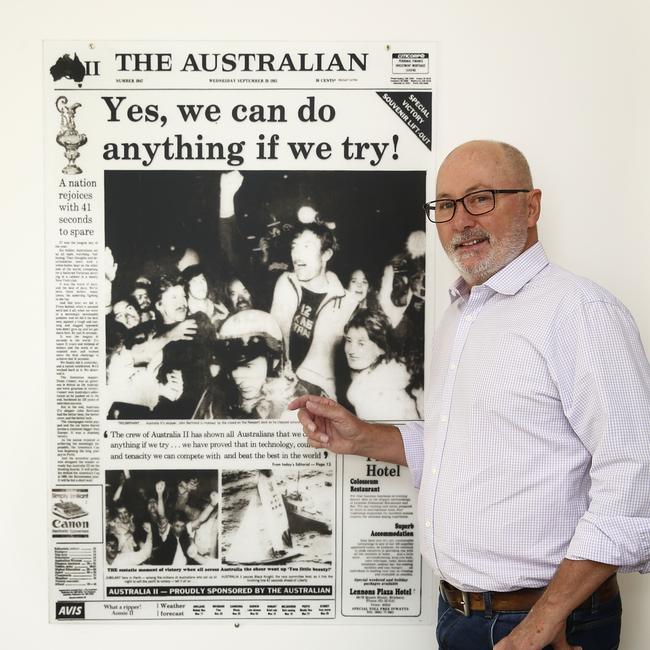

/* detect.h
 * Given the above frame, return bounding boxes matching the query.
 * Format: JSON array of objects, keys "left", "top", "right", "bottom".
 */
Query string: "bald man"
[{"left": 290, "top": 141, "right": 650, "bottom": 649}]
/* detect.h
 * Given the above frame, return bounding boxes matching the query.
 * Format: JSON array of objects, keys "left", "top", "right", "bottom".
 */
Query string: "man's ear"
[
  {"left": 527, "top": 188, "right": 542, "bottom": 228},
  {"left": 322, "top": 248, "right": 334, "bottom": 264}
]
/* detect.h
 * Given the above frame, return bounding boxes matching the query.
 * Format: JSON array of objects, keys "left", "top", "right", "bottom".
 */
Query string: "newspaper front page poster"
[{"left": 45, "top": 40, "right": 436, "bottom": 623}]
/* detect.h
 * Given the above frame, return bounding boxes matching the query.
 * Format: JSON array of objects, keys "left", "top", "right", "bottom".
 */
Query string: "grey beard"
[{"left": 446, "top": 225, "right": 528, "bottom": 285}]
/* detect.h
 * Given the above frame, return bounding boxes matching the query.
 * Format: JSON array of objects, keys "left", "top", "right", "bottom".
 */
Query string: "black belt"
[{"left": 440, "top": 574, "right": 619, "bottom": 617}]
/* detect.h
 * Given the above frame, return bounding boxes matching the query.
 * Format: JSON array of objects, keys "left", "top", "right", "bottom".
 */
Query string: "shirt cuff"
[
  {"left": 397, "top": 421, "right": 424, "bottom": 489},
  {"left": 566, "top": 511, "right": 650, "bottom": 573}
]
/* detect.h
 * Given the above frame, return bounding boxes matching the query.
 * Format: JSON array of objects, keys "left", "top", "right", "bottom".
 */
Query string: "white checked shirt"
[{"left": 400, "top": 243, "right": 650, "bottom": 592}]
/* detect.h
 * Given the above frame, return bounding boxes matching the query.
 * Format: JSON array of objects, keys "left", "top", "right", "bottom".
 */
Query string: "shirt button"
[
  {"left": 425, "top": 521, "right": 431, "bottom": 528},
  {"left": 449, "top": 363, "right": 457, "bottom": 371},
  {"left": 431, "top": 467, "right": 438, "bottom": 476},
  {"left": 440, "top": 415, "right": 448, "bottom": 423},
  {"left": 465, "top": 315, "right": 475, "bottom": 322}
]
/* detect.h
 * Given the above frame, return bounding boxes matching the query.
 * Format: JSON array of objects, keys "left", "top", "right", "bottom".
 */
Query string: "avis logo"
[{"left": 56, "top": 602, "right": 85, "bottom": 619}]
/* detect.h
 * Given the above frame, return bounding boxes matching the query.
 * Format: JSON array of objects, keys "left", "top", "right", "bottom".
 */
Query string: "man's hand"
[
  {"left": 493, "top": 615, "right": 578, "bottom": 650},
  {"left": 166, "top": 319, "right": 197, "bottom": 342},
  {"left": 219, "top": 171, "right": 244, "bottom": 218},
  {"left": 142, "top": 521, "right": 152, "bottom": 535},
  {"left": 104, "top": 246, "right": 118, "bottom": 282},
  {"left": 159, "top": 370, "right": 183, "bottom": 402},
  {"left": 288, "top": 395, "right": 407, "bottom": 465},
  {"left": 494, "top": 612, "right": 582, "bottom": 650},
  {"left": 288, "top": 395, "right": 367, "bottom": 455},
  {"left": 494, "top": 559, "right": 616, "bottom": 650},
  {"left": 155, "top": 480, "right": 165, "bottom": 496}
]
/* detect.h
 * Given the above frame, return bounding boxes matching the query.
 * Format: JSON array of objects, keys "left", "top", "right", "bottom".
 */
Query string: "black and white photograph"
[
  {"left": 105, "top": 170, "right": 426, "bottom": 421},
  {"left": 221, "top": 468, "right": 333, "bottom": 565},
  {"left": 105, "top": 469, "right": 220, "bottom": 567}
]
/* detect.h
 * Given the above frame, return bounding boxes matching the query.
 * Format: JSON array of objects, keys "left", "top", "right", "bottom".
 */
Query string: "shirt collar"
[{"left": 448, "top": 242, "right": 549, "bottom": 302}]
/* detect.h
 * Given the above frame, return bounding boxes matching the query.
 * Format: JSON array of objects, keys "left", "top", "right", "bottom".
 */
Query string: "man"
[
  {"left": 106, "top": 522, "right": 152, "bottom": 567},
  {"left": 152, "top": 274, "right": 215, "bottom": 418},
  {"left": 224, "top": 276, "right": 254, "bottom": 313},
  {"left": 131, "top": 278, "right": 155, "bottom": 323},
  {"left": 271, "top": 223, "right": 357, "bottom": 397},
  {"left": 193, "top": 309, "right": 312, "bottom": 420},
  {"left": 290, "top": 141, "right": 650, "bottom": 649},
  {"left": 156, "top": 481, "right": 219, "bottom": 566},
  {"left": 181, "top": 264, "right": 229, "bottom": 328}
]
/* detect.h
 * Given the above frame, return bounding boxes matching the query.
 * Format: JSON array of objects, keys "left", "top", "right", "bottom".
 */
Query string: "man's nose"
[{"left": 453, "top": 202, "right": 478, "bottom": 230}]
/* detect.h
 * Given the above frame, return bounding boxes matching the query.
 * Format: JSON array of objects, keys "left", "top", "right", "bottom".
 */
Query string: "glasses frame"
[{"left": 423, "top": 189, "right": 531, "bottom": 224}]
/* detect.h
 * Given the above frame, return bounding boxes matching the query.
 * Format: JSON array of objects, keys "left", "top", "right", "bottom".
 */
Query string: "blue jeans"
[{"left": 436, "top": 592, "right": 622, "bottom": 649}]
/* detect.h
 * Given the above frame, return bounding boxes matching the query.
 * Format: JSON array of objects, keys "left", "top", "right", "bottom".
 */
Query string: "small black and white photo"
[
  {"left": 221, "top": 468, "right": 333, "bottom": 566},
  {"left": 105, "top": 170, "right": 426, "bottom": 421},
  {"left": 105, "top": 469, "right": 219, "bottom": 567}
]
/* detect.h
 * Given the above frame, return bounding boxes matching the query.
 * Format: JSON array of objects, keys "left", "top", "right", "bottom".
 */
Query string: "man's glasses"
[{"left": 423, "top": 189, "right": 530, "bottom": 223}]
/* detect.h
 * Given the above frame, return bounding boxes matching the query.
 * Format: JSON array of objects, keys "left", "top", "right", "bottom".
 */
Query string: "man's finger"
[
  {"left": 296, "top": 408, "right": 316, "bottom": 433},
  {"left": 296, "top": 409, "right": 331, "bottom": 446},
  {"left": 308, "top": 429, "right": 331, "bottom": 447},
  {"left": 305, "top": 396, "right": 341, "bottom": 420},
  {"left": 287, "top": 395, "right": 314, "bottom": 411}
]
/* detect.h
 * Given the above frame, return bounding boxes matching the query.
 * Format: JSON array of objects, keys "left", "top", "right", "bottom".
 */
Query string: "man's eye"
[
  {"left": 468, "top": 193, "right": 491, "bottom": 206},
  {"left": 437, "top": 201, "right": 455, "bottom": 211}
]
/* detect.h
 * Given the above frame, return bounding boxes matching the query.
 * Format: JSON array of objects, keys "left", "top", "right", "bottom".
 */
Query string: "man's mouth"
[{"left": 454, "top": 236, "right": 489, "bottom": 251}]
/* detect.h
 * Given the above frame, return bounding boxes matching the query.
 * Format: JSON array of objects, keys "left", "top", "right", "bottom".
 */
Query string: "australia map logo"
[{"left": 50, "top": 51, "right": 101, "bottom": 87}]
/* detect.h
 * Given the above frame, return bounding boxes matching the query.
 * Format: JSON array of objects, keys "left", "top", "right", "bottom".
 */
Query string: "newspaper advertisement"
[{"left": 46, "top": 40, "right": 436, "bottom": 623}]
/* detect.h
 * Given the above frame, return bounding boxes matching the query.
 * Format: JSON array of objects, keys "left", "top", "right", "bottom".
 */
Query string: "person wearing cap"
[
  {"left": 291, "top": 141, "right": 650, "bottom": 649},
  {"left": 194, "top": 309, "right": 315, "bottom": 420}
]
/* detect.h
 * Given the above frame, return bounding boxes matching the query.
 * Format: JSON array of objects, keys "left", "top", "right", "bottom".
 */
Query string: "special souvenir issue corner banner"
[{"left": 45, "top": 40, "right": 436, "bottom": 624}]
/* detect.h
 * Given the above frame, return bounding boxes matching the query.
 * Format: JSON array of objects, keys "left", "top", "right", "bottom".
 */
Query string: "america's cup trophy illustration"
[{"left": 55, "top": 96, "right": 87, "bottom": 175}]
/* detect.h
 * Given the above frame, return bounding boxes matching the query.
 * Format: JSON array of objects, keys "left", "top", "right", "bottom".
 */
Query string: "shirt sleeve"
[
  {"left": 548, "top": 299, "right": 650, "bottom": 572},
  {"left": 397, "top": 421, "right": 424, "bottom": 488}
]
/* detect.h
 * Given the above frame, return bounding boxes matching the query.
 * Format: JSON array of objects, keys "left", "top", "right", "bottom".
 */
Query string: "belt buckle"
[
  {"left": 440, "top": 582, "right": 472, "bottom": 617},
  {"left": 459, "top": 591, "right": 471, "bottom": 617}
]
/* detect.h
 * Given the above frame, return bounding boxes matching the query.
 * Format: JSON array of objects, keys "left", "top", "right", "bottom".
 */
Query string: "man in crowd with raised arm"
[
  {"left": 271, "top": 222, "right": 357, "bottom": 397},
  {"left": 290, "top": 140, "right": 650, "bottom": 649}
]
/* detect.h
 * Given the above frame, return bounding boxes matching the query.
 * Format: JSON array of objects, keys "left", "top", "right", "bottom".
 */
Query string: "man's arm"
[
  {"left": 104, "top": 247, "right": 117, "bottom": 315},
  {"left": 193, "top": 491, "right": 219, "bottom": 528},
  {"left": 289, "top": 395, "right": 407, "bottom": 465},
  {"left": 155, "top": 480, "right": 166, "bottom": 520},
  {"left": 494, "top": 559, "right": 616, "bottom": 650},
  {"left": 500, "top": 298, "right": 649, "bottom": 649},
  {"left": 128, "top": 523, "right": 154, "bottom": 567},
  {"left": 112, "top": 469, "right": 130, "bottom": 502},
  {"left": 217, "top": 171, "right": 244, "bottom": 269}
]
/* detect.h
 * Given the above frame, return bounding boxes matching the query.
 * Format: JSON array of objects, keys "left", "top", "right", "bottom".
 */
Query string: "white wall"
[{"left": 2, "top": 1, "right": 648, "bottom": 648}]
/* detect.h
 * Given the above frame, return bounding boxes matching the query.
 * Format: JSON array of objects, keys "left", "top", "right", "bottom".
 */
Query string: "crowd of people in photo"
[
  {"left": 105, "top": 171, "right": 426, "bottom": 421},
  {"left": 105, "top": 470, "right": 219, "bottom": 567}
]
